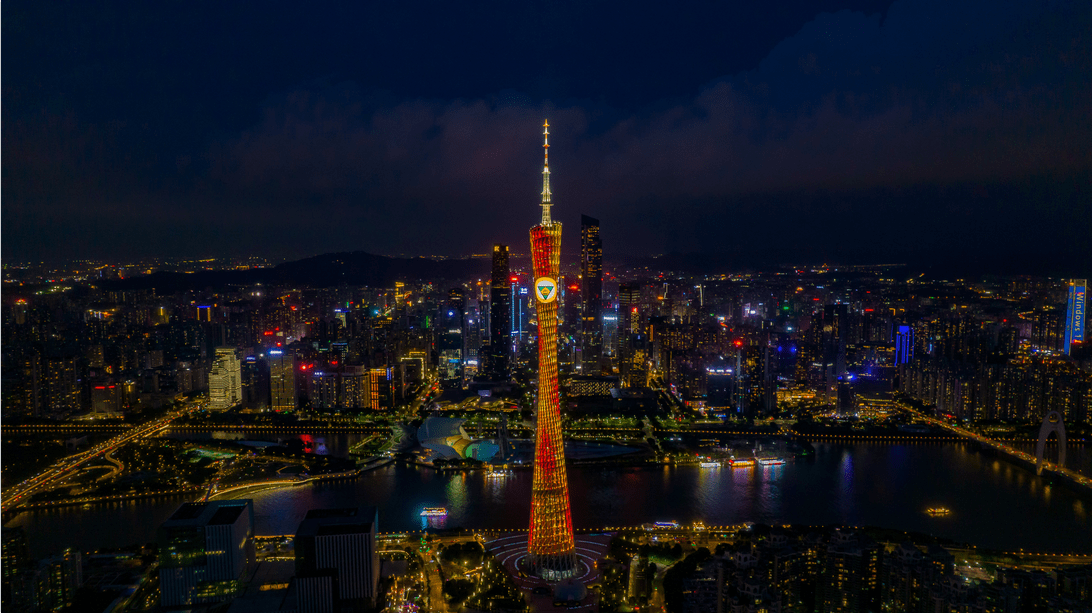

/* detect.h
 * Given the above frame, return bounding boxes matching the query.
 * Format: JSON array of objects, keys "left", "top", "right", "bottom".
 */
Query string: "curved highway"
[{"left": 2, "top": 404, "right": 201, "bottom": 513}]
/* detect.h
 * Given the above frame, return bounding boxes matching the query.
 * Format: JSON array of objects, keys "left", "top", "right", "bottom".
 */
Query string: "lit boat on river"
[{"left": 420, "top": 507, "right": 447, "bottom": 517}]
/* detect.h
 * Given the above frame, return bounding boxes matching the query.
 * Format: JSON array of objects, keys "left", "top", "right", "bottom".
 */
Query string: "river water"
[{"left": 7, "top": 436, "right": 1091, "bottom": 558}]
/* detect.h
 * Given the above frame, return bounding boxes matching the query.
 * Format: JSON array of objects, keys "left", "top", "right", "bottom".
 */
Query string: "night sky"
[{"left": 3, "top": 1, "right": 1090, "bottom": 273}]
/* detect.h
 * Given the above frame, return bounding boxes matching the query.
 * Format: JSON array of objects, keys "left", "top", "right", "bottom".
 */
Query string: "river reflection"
[{"left": 7, "top": 442, "right": 1091, "bottom": 557}]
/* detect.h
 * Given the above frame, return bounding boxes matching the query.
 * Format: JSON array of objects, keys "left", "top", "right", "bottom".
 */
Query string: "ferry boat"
[
  {"left": 728, "top": 458, "right": 756, "bottom": 467},
  {"left": 926, "top": 507, "right": 951, "bottom": 516},
  {"left": 653, "top": 520, "right": 680, "bottom": 529},
  {"left": 757, "top": 457, "right": 786, "bottom": 466},
  {"left": 699, "top": 461, "right": 721, "bottom": 468},
  {"left": 485, "top": 468, "right": 514, "bottom": 479},
  {"left": 420, "top": 507, "right": 448, "bottom": 517}
]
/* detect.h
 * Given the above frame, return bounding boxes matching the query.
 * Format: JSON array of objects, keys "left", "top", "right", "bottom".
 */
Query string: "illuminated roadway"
[
  {"left": 1, "top": 405, "right": 200, "bottom": 513},
  {"left": 101, "top": 450, "right": 124, "bottom": 481}
]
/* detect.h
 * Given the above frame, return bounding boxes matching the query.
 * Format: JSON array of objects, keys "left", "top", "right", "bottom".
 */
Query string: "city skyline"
[{"left": 3, "top": 3, "right": 1092, "bottom": 611}]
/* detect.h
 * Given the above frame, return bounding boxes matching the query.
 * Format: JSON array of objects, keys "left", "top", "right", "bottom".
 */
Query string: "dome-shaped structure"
[{"left": 417, "top": 417, "right": 470, "bottom": 462}]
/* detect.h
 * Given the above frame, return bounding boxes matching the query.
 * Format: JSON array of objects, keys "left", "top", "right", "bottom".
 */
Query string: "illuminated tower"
[{"left": 527, "top": 120, "right": 578, "bottom": 580}]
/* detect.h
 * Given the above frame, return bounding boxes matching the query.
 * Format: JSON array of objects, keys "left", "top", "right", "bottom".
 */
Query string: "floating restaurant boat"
[
  {"left": 757, "top": 457, "right": 786, "bottom": 466},
  {"left": 926, "top": 507, "right": 951, "bottom": 516},
  {"left": 728, "top": 458, "right": 756, "bottom": 467},
  {"left": 420, "top": 507, "right": 448, "bottom": 517}
]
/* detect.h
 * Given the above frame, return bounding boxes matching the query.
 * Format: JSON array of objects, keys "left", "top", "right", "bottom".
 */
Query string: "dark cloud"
[{"left": 3, "top": 0, "right": 1090, "bottom": 271}]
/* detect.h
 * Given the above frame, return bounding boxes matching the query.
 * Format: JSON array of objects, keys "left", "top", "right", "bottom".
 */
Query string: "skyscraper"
[
  {"left": 821, "top": 304, "right": 848, "bottom": 404},
  {"left": 895, "top": 325, "right": 914, "bottom": 365},
  {"left": 464, "top": 300, "right": 482, "bottom": 382},
  {"left": 528, "top": 121, "right": 577, "bottom": 581},
  {"left": 269, "top": 349, "right": 297, "bottom": 411},
  {"left": 618, "top": 282, "right": 645, "bottom": 387},
  {"left": 1065, "top": 279, "right": 1086, "bottom": 356},
  {"left": 580, "top": 214, "right": 602, "bottom": 373},
  {"left": 487, "top": 244, "right": 511, "bottom": 380},
  {"left": 439, "top": 289, "right": 464, "bottom": 381},
  {"left": 208, "top": 347, "right": 242, "bottom": 410},
  {"left": 512, "top": 277, "right": 529, "bottom": 348}
]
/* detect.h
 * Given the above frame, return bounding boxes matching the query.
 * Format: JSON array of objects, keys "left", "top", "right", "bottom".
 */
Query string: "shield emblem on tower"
[{"left": 535, "top": 277, "right": 558, "bottom": 303}]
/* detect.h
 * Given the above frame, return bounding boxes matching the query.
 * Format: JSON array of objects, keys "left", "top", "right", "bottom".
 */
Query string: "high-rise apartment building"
[
  {"left": 43, "top": 356, "right": 80, "bottom": 417},
  {"left": 269, "top": 349, "right": 297, "bottom": 411},
  {"left": 293, "top": 507, "right": 379, "bottom": 613},
  {"left": 208, "top": 347, "right": 242, "bottom": 410},
  {"left": 580, "top": 215, "right": 603, "bottom": 373},
  {"left": 35, "top": 549, "right": 83, "bottom": 612},
  {"left": 158, "top": 500, "right": 255, "bottom": 608},
  {"left": 819, "top": 530, "right": 881, "bottom": 613},
  {"left": 1031, "top": 307, "right": 1064, "bottom": 352},
  {"left": 490, "top": 247, "right": 512, "bottom": 363},
  {"left": 2, "top": 530, "right": 83, "bottom": 613},
  {"left": 2, "top": 527, "right": 32, "bottom": 609}
]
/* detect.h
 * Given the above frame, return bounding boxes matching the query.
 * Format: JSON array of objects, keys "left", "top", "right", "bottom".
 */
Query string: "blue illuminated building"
[
  {"left": 511, "top": 281, "right": 528, "bottom": 347},
  {"left": 895, "top": 325, "right": 914, "bottom": 365},
  {"left": 1065, "top": 279, "right": 1086, "bottom": 355}
]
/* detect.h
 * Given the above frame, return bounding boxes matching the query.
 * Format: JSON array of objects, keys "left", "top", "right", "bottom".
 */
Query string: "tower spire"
[{"left": 540, "top": 119, "right": 552, "bottom": 225}]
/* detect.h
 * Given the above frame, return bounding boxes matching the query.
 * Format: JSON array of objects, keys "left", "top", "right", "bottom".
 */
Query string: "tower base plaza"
[{"left": 487, "top": 532, "right": 612, "bottom": 611}]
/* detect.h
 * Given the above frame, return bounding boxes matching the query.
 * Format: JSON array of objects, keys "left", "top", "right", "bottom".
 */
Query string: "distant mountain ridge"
[
  {"left": 99, "top": 252, "right": 489, "bottom": 292},
  {"left": 98, "top": 246, "right": 1083, "bottom": 294}
]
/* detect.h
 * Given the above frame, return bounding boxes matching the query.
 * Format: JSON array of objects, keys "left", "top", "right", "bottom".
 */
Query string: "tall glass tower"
[
  {"left": 527, "top": 120, "right": 578, "bottom": 581},
  {"left": 488, "top": 245, "right": 510, "bottom": 379},
  {"left": 580, "top": 215, "right": 603, "bottom": 372}
]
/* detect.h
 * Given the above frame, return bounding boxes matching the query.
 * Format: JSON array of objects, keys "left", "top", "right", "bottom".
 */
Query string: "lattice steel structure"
[{"left": 527, "top": 120, "right": 578, "bottom": 581}]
